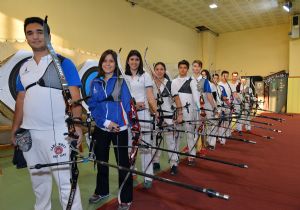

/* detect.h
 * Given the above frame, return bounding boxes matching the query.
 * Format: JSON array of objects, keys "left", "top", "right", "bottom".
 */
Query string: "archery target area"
[
  {"left": 78, "top": 60, "right": 99, "bottom": 111},
  {"left": 0, "top": 50, "right": 32, "bottom": 114}
]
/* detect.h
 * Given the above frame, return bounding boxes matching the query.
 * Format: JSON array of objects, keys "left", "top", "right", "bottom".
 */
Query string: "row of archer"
[
  {"left": 14, "top": 16, "right": 290, "bottom": 210},
  {"left": 60, "top": 47, "right": 288, "bottom": 205}
]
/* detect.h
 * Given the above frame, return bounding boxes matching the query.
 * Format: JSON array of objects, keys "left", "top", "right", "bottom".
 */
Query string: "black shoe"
[
  {"left": 170, "top": 165, "right": 178, "bottom": 175},
  {"left": 153, "top": 163, "right": 161, "bottom": 171},
  {"left": 89, "top": 194, "right": 109, "bottom": 204}
]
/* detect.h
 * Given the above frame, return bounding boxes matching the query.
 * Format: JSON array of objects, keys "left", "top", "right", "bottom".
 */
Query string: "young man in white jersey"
[
  {"left": 229, "top": 72, "right": 243, "bottom": 135},
  {"left": 211, "top": 74, "right": 228, "bottom": 149},
  {"left": 171, "top": 60, "right": 200, "bottom": 166},
  {"left": 200, "top": 69, "right": 218, "bottom": 150},
  {"left": 236, "top": 77, "right": 256, "bottom": 134},
  {"left": 218, "top": 71, "right": 233, "bottom": 144},
  {"left": 190, "top": 60, "right": 204, "bottom": 153},
  {"left": 11, "top": 17, "right": 83, "bottom": 210}
]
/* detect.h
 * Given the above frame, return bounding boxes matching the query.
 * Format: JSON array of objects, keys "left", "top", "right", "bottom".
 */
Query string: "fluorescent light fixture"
[
  {"left": 282, "top": 1, "right": 292, "bottom": 12},
  {"left": 209, "top": 3, "right": 218, "bottom": 9}
]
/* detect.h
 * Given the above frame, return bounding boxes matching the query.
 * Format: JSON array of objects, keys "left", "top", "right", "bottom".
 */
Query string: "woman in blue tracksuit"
[{"left": 87, "top": 49, "right": 132, "bottom": 210}]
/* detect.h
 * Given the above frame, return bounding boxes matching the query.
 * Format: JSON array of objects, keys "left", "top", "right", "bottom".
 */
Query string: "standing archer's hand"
[
  {"left": 135, "top": 102, "right": 145, "bottom": 110},
  {"left": 176, "top": 113, "right": 183, "bottom": 124},
  {"left": 74, "top": 126, "right": 83, "bottom": 148},
  {"left": 108, "top": 121, "right": 120, "bottom": 133}
]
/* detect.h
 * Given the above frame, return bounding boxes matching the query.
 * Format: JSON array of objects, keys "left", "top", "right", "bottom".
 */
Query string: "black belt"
[
  {"left": 25, "top": 79, "right": 45, "bottom": 91},
  {"left": 25, "top": 79, "right": 61, "bottom": 91}
]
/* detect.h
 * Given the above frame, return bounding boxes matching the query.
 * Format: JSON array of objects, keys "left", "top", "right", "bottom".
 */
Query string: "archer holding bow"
[
  {"left": 151, "top": 61, "right": 183, "bottom": 175},
  {"left": 87, "top": 50, "right": 134, "bottom": 209},
  {"left": 11, "top": 17, "right": 83, "bottom": 210},
  {"left": 124, "top": 50, "right": 158, "bottom": 189}
]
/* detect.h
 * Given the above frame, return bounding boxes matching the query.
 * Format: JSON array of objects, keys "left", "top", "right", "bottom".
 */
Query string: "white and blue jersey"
[{"left": 16, "top": 54, "right": 81, "bottom": 130}]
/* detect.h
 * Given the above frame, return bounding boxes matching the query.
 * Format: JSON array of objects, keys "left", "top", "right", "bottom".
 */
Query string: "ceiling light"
[
  {"left": 283, "top": 1, "right": 292, "bottom": 12},
  {"left": 209, "top": 3, "right": 218, "bottom": 9}
]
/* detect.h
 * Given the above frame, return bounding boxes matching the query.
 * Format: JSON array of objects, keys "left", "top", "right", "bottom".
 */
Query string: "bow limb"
[
  {"left": 143, "top": 47, "right": 167, "bottom": 172},
  {"left": 116, "top": 48, "right": 141, "bottom": 204},
  {"left": 43, "top": 16, "right": 80, "bottom": 210}
]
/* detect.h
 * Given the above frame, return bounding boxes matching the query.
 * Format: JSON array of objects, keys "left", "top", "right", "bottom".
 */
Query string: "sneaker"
[
  {"left": 170, "top": 165, "right": 178, "bottom": 175},
  {"left": 208, "top": 145, "right": 215, "bottom": 151},
  {"left": 153, "top": 163, "right": 161, "bottom": 171},
  {"left": 88, "top": 194, "right": 109, "bottom": 204},
  {"left": 118, "top": 202, "right": 132, "bottom": 210},
  {"left": 238, "top": 131, "right": 243, "bottom": 136},
  {"left": 143, "top": 180, "right": 152, "bottom": 189},
  {"left": 187, "top": 159, "right": 196, "bottom": 166},
  {"left": 219, "top": 139, "right": 226, "bottom": 145}
]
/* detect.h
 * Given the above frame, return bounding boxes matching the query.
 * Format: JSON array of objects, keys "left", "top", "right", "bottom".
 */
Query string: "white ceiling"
[{"left": 131, "top": 0, "right": 300, "bottom": 33}]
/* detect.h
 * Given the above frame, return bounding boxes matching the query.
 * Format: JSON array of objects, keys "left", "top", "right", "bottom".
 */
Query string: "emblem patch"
[{"left": 51, "top": 143, "right": 67, "bottom": 158}]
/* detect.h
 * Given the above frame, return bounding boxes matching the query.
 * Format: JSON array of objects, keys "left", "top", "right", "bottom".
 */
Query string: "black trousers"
[{"left": 93, "top": 126, "right": 133, "bottom": 203}]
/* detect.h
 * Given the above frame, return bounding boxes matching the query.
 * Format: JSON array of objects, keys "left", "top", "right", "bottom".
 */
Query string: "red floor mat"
[{"left": 99, "top": 114, "right": 300, "bottom": 210}]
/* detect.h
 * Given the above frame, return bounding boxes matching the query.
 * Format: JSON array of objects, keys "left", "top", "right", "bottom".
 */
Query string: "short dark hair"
[
  {"left": 212, "top": 73, "right": 219, "bottom": 77},
  {"left": 221, "top": 70, "right": 229, "bottom": 76},
  {"left": 178, "top": 59, "right": 189, "bottom": 69},
  {"left": 125, "top": 50, "right": 144, "bottom": 76},
  {"left": 98, "top": 49, "right": 121, "bottom": 77},
  {"left": 192, "top": 60, "right": 203, "bottom": 68},
  {"left": 24, "top": 17, "right": 50, "bottom": 34},
  {"left": 232, "top": 71, "right": 238, "bottom": 76}
]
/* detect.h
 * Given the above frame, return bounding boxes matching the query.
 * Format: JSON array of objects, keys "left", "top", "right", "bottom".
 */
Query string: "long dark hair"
[
  {"left": 98, "top": 49, "right": 120, "bottom": 77},
  {"left": 125, "top": 50, "right": 144, "bottom": 76},
  {"left": 201, "top": 69, "right": 211, "bottom": 82},
  {"left": 154, "top": 62, "right": 170, "bottom": 80}
]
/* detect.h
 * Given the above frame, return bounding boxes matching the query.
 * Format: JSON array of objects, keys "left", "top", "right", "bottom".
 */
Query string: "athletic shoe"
[
  {"left": 187, "top": 159, "right": 196, "bottom": 166},
  {"left": 207, "top": 145, "right": 215, "bottom": 150},
  {"left": 143, "top": 180, "right": 152, "bottom": 189},
  {"left": 170, "top": 165, "right": 178, "bottom": 175},
  {"left": 118, "top": 202, "right": 132, "bottom": 210},
  {"left": 238, "top": 131, "right": 243, "bottom": 136},
  {"left": 88, "top": 194, "right": 109, "bottom": 204},
  {"left": 153, "top": 163, "right": 161, "bottom": 171}
]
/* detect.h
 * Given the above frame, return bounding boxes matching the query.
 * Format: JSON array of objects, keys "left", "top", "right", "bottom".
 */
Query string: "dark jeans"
[{"left": 93, "top": 126, "right": 133, "bottom": 203}]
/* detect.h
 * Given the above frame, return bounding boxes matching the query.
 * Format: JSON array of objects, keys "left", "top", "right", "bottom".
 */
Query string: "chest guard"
[
  {"left": 25, "top": 55, "right": 65, "bottom": 91},
  {"left": 178, "top": 78, "right": 192, "bottom": 94},
  {"left": 161, "top": 80, "right": 172, "bottom": 97},
  {"left": 102, "top": 78, "right": 124, "bottom": 102},
  {"left": 197, "top": 79, "right": 205, "bottom": 95}
]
